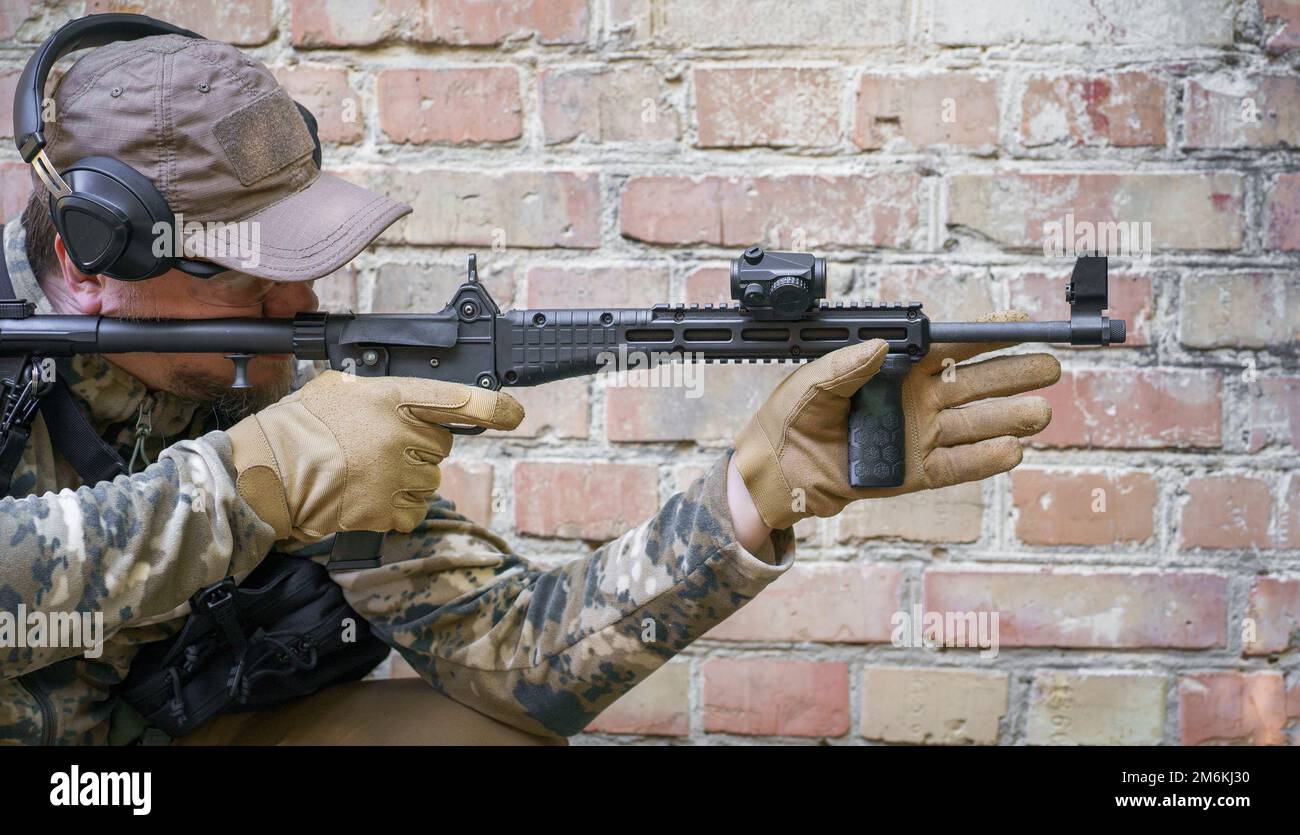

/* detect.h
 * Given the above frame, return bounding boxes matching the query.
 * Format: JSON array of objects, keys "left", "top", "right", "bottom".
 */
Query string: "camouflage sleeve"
[
  {"left": 0, "top": 431, "right": 278, "bottom": 678},
  {"left": 333, "top": 450, "right": 795, "bottom": 738}
]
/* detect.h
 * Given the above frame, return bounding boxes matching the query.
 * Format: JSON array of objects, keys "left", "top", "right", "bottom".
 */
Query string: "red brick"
[
  {"left": 379, "top": 68, "right": 522, "bottom": 145},
  {"left": 695, "top": 67, "right": 841, "bottom": 148},
  {"left": 605, "top": 363, "right": 789, "bottom": 443},
  {"left": 540, "top": 65, "right": 678, "bottom": 144},
  {"left": 923, "top": 568, "right": 1229, "bottom": 649},
  {"left": 608, "top": 0, "right": 907, "bottom": 48},
  {"left": 704, "top": 562, "right": 902, "bottom": 643},
  {"left": 620, "top": 173, "right": 921, "bottom": 249},
  {"left": 368, "top": 169, "right": 600, "bottom": 249},
  {"left": 1, "top": 163, "right": 31, "bottom": 224},
  {"left": 1285, "top": 478, "right": 1300, "bottom": 549},
  {"left": 86, "top": 0, "right": 274, "bottom": 45},
  {"left": 438, "top": 461, "right": 494, "bottom": 525},
  {"left": 835, "top": 482, "right": 984, "bottom": 544},
  {"left": 683, "top": 266, "right": 731, "bottom": 304},
  {"left": 1289, "top": 675, "right": 1300, "bottom": 718},
  {"left": 947, "top": 172, "right": 1244, "bottom": 251},
  {"left": 1179, "top": 475, "right": 1273, "bottom": 550},
  {"left": 1262, "top": 0, "right": 1300, "bottom": 52},
  {"left": 0, "top": 0, "right": 36, "bottom": 41},
  {"left": 1179, "top": 671, "right": 1288, "bottom": 745},
  {"left": 0, "top": 68, "right": 19, "bottom": 140},
  {"left": 1266, "top": 173, "right": 1300, "bottom": 251},
  {"left": 1007, "top": 270, "right": 1153, "bottom": 346},
  {"left": 1011, "top": 468, "right": 1158, "bottom": 546},
  {"left": 514, "top": 461, "right": 657, "bottom": 540},
  {"left": 291, "top": 0, "right": 587, "bottom": 46},
  {"left": 1019, "top": 72, "right": 1166, "bottom": 147},
  {"left": 525, "top": 265, "right": 669, "bottom": 308},
  {"left": 702, "top": 658, "right": 850, "bottom": 737},
  {"left": 503, "top": 378, "right": 589, "bottom": 440},
  {"left": 272, "top": 66, "right": 364, "bottom": 144},
  {"left": 1185, "top": 74, "right": 1300, "bottom": 149},
  {"left": 583, "top": 662, "right": 690, "bottom": 737},
  {"left": 1244, "top": 577, "right": 1300, "bottom": 655},
  {"left": 874, "top": 266, "right": 995, "bottom": 321},
  {"left": 1035, "top": 369, "right": 1222, "bottom": 449},
  {"left": 855, "top": 72, "right": 999, "bottom": 150},
  {"left": 1244, "top": 377, "right": 1300, "bottom": 453}
]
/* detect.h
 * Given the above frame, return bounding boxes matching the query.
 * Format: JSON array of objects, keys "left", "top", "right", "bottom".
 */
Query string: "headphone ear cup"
[
  {"left": 48, "top": 156, "right": 175, "bottom": 281},
  {"left": 294, "top": 101, "right": 323, "bottom": 170}
]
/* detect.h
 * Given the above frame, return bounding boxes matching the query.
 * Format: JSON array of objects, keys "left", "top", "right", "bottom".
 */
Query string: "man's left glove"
[{"left": 733, "top": 311, "right": 1061, "bottom": 531}]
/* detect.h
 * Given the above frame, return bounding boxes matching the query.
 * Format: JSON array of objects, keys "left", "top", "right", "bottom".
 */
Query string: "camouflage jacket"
[{"left": 0, "top": 218, "right": 795, "bottom": 743}]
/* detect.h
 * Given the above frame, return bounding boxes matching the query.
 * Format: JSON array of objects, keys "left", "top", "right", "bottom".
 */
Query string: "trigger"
[{"left": 440, "top": 424, "right": 488, "bottom": 436}]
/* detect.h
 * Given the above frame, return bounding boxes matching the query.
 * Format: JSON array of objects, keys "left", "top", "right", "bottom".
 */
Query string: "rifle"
[{"left": 0, "top": 246, "right": 1125, "bottom": 569}]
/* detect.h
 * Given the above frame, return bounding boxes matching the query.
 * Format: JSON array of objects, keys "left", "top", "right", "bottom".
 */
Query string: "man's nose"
[{"left": 263, "top": 281, "right": 320, "bottom": 317}]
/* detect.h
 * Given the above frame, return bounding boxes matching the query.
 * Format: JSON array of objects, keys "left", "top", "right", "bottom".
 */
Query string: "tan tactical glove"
[
  {"left": 227, "top": 370, "right": 524, "bottom": 540},
  {"left": 734, "top": 311, "right": 1061, "bottom": 530}
]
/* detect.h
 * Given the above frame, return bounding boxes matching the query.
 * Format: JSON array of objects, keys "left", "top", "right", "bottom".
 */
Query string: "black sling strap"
[{"left": 0, "top": 252, "right": 126, "bottom": 497}]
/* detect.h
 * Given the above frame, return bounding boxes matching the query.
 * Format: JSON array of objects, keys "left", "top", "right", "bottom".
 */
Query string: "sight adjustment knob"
[{"left": 768, "top": 275, "right": 812, "bottom": 316}]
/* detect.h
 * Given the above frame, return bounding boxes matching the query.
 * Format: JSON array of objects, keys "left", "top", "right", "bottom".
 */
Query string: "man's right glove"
[
  {"left": 733, "top": 310, "right": 1061, "bottom": 531},
  {"left": 227, "top": 370, "right": 524, "bottom": 541}
]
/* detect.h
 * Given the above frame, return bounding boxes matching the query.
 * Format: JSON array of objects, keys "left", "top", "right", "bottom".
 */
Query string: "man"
[{"left": 0, "top": 27, "right": 1060, "bottom": 745}]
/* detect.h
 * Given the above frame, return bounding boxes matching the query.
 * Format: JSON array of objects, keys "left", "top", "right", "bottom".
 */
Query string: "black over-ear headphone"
[{"left": 12, "top": 13, "right": 322, "bottom": 281}]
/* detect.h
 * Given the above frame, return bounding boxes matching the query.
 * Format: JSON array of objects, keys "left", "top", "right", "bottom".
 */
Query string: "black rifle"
[{"left": 0, "top": 246, "right": 1124, "bottom": 569}]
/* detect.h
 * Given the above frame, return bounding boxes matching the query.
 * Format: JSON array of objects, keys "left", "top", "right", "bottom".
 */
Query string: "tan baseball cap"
[{"left": 40, "top": 33, "right": 409, "bottom": 281}]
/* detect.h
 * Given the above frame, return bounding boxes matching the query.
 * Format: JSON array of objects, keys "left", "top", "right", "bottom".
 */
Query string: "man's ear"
[{"left": 52, "top": 235, "right": 106, "bottom": 315}]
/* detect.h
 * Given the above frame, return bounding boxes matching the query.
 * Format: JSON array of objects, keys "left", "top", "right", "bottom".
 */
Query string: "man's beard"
[{"left": 165, "top": 359, "right": 295, "bottom": 423}]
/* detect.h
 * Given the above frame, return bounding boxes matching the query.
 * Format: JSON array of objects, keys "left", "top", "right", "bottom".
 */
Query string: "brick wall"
[{"left": 2, "top": 0, "right": 1298, "bottom": 745}]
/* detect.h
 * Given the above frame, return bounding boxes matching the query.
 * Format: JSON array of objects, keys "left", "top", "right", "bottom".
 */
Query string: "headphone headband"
[{"left": 13, "top": 13, "right": 202, "bottom": 163}]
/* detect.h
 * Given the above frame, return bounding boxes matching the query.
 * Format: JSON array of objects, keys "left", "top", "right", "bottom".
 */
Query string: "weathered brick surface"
[
  {"left": 1179, "top": 671, "right": 1290, "bottom": 745},
  {"left": 923, "top": 569, "right": 1228, "bottom": 649},
  {"left": 1035, "top": 369, "right": 1222, "bottom": 449},
  {"left": 379, "top": 68, "right": 523, "bottom": 145},
  {"left": 1025, "top": 671, "right": 1166, "bottom": 745},
  {"left": 861, "top": 667, "right": 1008, "bottom": 744},
  {"left": 1179, "top": 475, "right": 1274, "bottom": 550},
  {"left": 1, "top": 0, "right": 1293, "bottom": 748},
  {"left": 702, "top": 658, "right": 850, "bottom": 737},
  {"left": 1018, "top": 72, "right": 1167, "bottom": 148},
  {"left": 1244, "top": 577, "right": 1300, "bottom": 655},
  {"left": 854, "top": 72, "right": 999, "bottom": 151},
  {"left": 1011, "top": 469, "right": 1158, "bottom": 546},
  {"left": 705, "top": 562, "right": 902, "bottom": 643}
]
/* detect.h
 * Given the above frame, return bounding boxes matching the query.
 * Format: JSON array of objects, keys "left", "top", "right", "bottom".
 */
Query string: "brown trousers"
[{"left": 176, "top": 679, "right": 567, "bottom": 746}]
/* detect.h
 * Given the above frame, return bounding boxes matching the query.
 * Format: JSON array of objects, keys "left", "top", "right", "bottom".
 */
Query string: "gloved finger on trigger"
[
  {"left": 402, "top": 386, "right": 525, "bottom": 431},
  {"left": 934, "top": 353, "right": 1061, "bottom": 408},
  {"left": 915, "top": 310, "right": 1031, "bottom": 374},
  {"left": 935, "top": 396, "right": 1053, "bottom": 447},
  {"left": 924, "top": 435, "right": 1024, "bottom": 488}
]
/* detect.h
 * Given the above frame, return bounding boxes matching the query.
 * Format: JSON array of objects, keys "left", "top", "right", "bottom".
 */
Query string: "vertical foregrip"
[{"left": 848, "top": 355, "right": 911, "bottom": 489}]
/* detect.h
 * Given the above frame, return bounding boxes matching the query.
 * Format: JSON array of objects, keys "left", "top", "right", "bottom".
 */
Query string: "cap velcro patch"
[{"left": 212, "top": 88, "right": 316, "bottom": 186}]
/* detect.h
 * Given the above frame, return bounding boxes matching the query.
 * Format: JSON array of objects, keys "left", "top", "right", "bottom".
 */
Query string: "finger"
[
  {"left": 924, "top": 436, "right": 1024, "bottom": 488},
  {"left": 915, "top": 309, "right": 1030, "bottom": 375},
  {"left": 935, "top": 353, "right": 1061, "bottom": 408},
  {"left": 399, "top": 381, "right": 525, "bottom": 430},
  {"left": 935, "top": 396, "right": 1053, "bottom": 447},
  {"left": 797, "top": 339, "right": 888, "bottom": 398}
]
